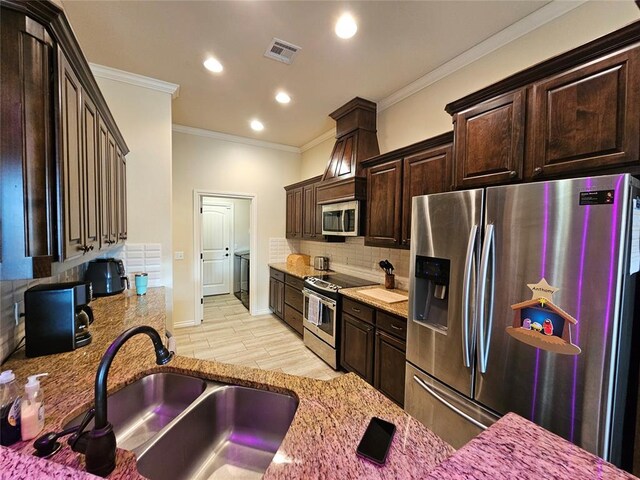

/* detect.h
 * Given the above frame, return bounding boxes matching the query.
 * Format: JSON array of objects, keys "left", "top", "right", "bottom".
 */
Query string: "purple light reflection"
[
  {"left": 531, "top": 182, "right": 551, "bottom": 421},
  {"left": 570, "top": 178, "right": 592, "bottom": 442}
]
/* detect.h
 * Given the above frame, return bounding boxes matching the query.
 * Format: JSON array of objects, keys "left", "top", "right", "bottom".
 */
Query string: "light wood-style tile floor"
[{"left": 175, "top": 294, "right": 343, "bottom": 381}]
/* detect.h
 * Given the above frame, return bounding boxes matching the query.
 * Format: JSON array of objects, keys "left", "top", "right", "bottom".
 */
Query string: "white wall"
[
  {"left": 301, "top": 1, "right": 640, "bottom": 175},
  {"left": 94, "top": 76, "right": 174, "bottom": 325},
  {"left": 172, "top": 131, "right": 301, "bottom": 324}
]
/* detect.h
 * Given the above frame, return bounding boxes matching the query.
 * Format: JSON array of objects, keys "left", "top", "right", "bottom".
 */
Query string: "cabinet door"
[
  {"left": 365, "top": 159, "right": 402, "bottom": 248},
  {"left": 108, "top": 133, "right": 119, "bottom": 245},
  {"left": 529, "top": 48, "right": 640, "bottom": 178},
  {"left": 59, "top": 52, "right": 84, "bottom": 261},
  {"left": 402, "top": 144, "right": 453, "bottom": 246},
  {"left": 117, "top": 148, "right": 127, "bottom": 241},
  {"left": 341, "top": 313, "right": 375, "bottom": 383},
  {"left": 314, "top": 183, "right": 324, "bottom": 238},
  {"left": 285, "top": 187, "right": 302, "bottom": 239},
  {"left": 302, "top": 183, "right": 316, "bottom": 239},
  {"left": 453, "top": 89, "right": 525, "bottom": 188},
  {"left": 374, "top": 330, "right": 406, "bottom": 407},
  {"left": 276, "top": 281, "right": 285, "bottom": 319},
  {"left": 81, "top": 94, "right": 99, "bottom": 253},
  {"left": 269, "top": 277, "right": 277, "bottom": 312},
  {"left": 97, "top": 117, "right": 112, "bottom": 249},
  {"left": 1, "top": 11, "right": 55, "bottom": 278}
]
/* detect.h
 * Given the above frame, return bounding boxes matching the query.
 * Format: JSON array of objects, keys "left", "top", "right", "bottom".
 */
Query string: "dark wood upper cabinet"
[
  {"left": 81, "top": 93, "right": 99, "bottom": 252},
  {"left": 97, "top": 117, "right": 112, "bottom": 250},
  {"left": 117, "top": 147, "right": 127, "bottom": 242},
  {"left": 0, "top": 10, "right": 55, "bottom": 278},
  {"left": 285, "top": 187, "right": 302, "bottom": 239},
  {"left": 365, "top": 159, "right": 403, "bottom": 248},
  {"left": 285, "top": 176, "right": 344, "bottom": 242},
  {"left": 402, "top": 144, "right": 453, "bottom": 246},
  {"left": 1, "top": 2, "right": 128, "bottom": 279},
  {"left": 453, "top": 89, "right": 525, "bottom": 189},
  {"left": 363, "top": 132, "right": 453, "bottom": 249},
  {"left": 446, "top": 21, "right": 640, "bottom": 186},
  {"left": 59, "top": 52, "right": 85, "bottom": 262},
  {"left": 302, "top": 183, "right": 316, "bottom": 239},
  {"left": 529, "top": 47, "right": 640, "bottom": 178}
]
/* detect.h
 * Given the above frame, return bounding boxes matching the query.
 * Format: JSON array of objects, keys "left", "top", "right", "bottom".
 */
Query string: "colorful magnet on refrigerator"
[{"left": 506, "top": 278, "right": 581, "bottom": 355}]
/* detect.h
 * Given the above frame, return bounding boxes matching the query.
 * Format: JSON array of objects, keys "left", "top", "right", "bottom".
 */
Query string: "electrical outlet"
[{"left": 174, "top": 251, "right": 184, "bottom": 260}]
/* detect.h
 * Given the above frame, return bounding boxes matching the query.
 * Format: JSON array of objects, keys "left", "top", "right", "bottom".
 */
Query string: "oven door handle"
[{"left": 302, "top": 288, "right": 336, "bottom": 308}]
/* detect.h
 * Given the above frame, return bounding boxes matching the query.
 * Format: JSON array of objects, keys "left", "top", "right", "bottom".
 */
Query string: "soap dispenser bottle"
[
  {"left": 21, "top": 373, "right": 48, "bottom": 440},
  {"left": 0, "top": 370, "right": 21, "bottom": 446}
]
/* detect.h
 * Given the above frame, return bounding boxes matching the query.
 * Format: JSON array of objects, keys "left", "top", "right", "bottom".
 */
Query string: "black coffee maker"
[{"left": 24, "top": 282, "right": 94, "bottom": 358}]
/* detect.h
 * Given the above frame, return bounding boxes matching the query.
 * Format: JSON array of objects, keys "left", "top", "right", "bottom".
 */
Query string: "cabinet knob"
[
  {"left": 509, "top": 170, "right": 517, "bottom": 178},
  {"left": 533, "top": 167, "right": 543, "bottom": 176}
]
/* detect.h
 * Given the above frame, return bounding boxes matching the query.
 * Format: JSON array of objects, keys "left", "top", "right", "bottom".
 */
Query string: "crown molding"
[
  {"left": 376, "top": 0, "right": 587, "bottom": 112},
  {"left": 300, "top": 129, "right": 335, "bottom": 152},
  {"left": 90, "top": 63, "right": 181, "bottom": 99},
  {"left": 172, "top": 124, "right": 301, "bottom": 153}
]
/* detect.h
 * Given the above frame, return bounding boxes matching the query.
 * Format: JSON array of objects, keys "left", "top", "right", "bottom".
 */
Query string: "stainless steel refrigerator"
[{"left": 405, "top": 174, "right": 640, "bottom": 466}]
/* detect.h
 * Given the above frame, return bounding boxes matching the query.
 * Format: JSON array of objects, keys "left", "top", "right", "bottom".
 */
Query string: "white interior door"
[{"left": 201, "top": 203, "right": 231, "bottom": 296}]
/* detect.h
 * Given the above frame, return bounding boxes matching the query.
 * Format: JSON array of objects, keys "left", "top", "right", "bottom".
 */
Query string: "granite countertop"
[
  {"left": 269, "top": 262, "right": 328, "bottom": 279},
  {"left": 3, "top": 287, "right": 635, "bottom": 480},
  {"left": 340, "top": 284, "right": 409, "bottom": 318},
  {"left": 426, "top": 412, "right": 637, "bottom": 480},
  {"left": 1, "top": 287, "right": 453, "bottom": 479}
]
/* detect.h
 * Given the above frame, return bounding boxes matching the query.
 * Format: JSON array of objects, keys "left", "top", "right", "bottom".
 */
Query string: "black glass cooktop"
[{"left": 307, "top": 272, "right": 376, "bottom": 289}]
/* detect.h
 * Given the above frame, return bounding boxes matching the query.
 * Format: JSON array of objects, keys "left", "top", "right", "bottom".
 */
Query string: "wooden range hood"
[{"left": 316, "top": 97, "right": 380, "bottom": 205}]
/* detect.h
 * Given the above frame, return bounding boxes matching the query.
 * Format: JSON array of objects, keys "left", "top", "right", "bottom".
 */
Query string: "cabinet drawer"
[
  {"left": 285, "top": 274, "right": 304, "bottom": 290},
  {"left": 342, "top": 298, "right": 375, "bottom": 325},
  {"left": 270, "top": 268, "right": 285, "bottom": 282},
  {"left": 284, "top": 285, "right": 303, "bottom": 312},
  {"left": 376, "top": 311, "right": 407, "bottom": 341},
  {"left": 283, "top": 304, "right": 303, "bottom": 336}
]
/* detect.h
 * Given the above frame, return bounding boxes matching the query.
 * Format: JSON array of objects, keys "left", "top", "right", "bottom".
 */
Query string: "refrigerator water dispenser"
[{"left": 413, "top": 256, "right": 450, "bottom": 332}]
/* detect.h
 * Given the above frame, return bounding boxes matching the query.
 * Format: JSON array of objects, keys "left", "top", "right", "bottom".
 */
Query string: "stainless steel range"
[{"left": 302, "top": 273, "right": 376, "bottom": 369}]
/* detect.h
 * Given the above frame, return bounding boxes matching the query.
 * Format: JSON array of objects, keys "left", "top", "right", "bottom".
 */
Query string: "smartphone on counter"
[{"left": 356, "top": 417, "right": 396, "bottom": 465}]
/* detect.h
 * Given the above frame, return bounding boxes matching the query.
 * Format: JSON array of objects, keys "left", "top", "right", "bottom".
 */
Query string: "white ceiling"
[{"left": 61, "top": 0, "right": 554, "bottom": 147}]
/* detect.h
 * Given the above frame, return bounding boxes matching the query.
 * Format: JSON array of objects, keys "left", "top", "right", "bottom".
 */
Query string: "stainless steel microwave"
[{"left": 321, "top": 201, "right": 359, "bottom": 236}]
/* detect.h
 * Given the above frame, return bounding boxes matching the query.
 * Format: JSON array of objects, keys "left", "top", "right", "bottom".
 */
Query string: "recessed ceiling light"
[
  {"left": 275, "top": 91, "right": 291, "bottom": 104},
  {"left": 250, "top": 119, "right": 264, "bottom": 131},
  {"left": 335, "top": 13, "right": 357, "bottom": 39},
  {"left": 203, "top": 57, "right": 223, "bottom": 73}
]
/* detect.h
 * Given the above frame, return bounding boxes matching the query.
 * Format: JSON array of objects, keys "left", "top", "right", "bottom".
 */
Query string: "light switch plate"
[{"left": 174, "top": 251, "right": 184, "bottom": 260}]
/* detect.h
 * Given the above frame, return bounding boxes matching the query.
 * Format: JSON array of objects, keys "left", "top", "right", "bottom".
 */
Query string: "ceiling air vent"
[{"left": 264, "top": 38, "right": 301, "bottom": 65}]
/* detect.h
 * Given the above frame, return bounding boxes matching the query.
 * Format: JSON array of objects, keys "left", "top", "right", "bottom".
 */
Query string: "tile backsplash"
[
  {"left": 292, "top": 237, "right": 411, "bottom": 288},
  {"left": 0, "top": 265, "right": 84, "bottom": 363}
]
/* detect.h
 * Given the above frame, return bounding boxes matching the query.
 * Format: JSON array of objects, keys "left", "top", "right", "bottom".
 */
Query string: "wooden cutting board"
[{"left": 357, "top": 288, "right": 408, "bottom": 304}]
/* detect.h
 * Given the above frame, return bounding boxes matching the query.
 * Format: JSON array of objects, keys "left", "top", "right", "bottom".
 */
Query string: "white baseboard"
[
  {"left": 252, "top": 308, "right": 273, "bottom": 316},
  {"left": 174, "top": 319, "right": 197, "bottom": 329}
]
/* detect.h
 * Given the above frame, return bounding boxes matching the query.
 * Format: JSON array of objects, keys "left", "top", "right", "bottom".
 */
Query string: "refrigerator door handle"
[
  {"left": 462, "top": 224, "right": 478, "bottom": 368},
  {"left": 477, "top": 223, "right": 495, "bottom": 374},
  {"left": 413, "top": 375, "right": 489, "bottom": 431}
]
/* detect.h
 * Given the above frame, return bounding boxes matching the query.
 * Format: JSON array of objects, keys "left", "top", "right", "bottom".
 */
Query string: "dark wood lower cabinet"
[
  {"left": 283, "top": 304, "right": 304, "bottom": 336},
  {"left": 340, "top": 298, "right": 407, "bottom": 404},
  {"left": 269, "top": 269, "right": 304, "bottom": 337},
  {"left": 341, "top": 313, "right": 375, "bottom": 384},
  {"left": 374, "top": 330, "right": 406, "bottom": 407},
  {"left": 268, "top": 277, "right": 284, "bottom": 319}
]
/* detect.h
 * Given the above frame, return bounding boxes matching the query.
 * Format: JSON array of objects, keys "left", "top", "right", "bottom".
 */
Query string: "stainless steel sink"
[
  {"left": 65, "top": 372, "right": 299, "bottom": 478},
  {"left": 64, "top": 373, "right": 207, "bottom": 451},
  {"left": 136, "top": 385, "right": 298, "bottom": 480}
]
